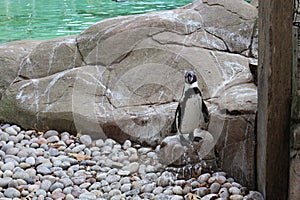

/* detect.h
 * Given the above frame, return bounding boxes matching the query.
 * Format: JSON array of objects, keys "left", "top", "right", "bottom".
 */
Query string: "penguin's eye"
[{"left": 193, "top": 136, "right": 202, "bottom": 142}]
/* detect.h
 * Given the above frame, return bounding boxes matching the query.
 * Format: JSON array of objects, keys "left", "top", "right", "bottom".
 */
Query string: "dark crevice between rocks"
[
  {"left": 12, "top": 74, "right": 31, "bottom": 85},
  {"left": 247, "top": 19, "right": 258, "bottom": 58},
  {"left": 151, "top": 28, "right": 236, "bottom": 54},
  {"left": 249, "top": 62, "right": 258, "bottom": 86},
  {"left": 226, "top": 109, "right": 256, "bottom": 116},
  {"left": 202, "top": 1, "right": 254, "bottom": 21},
  {"left": 18, "top": 75, "right": 30, "bottom": 80},
  {"left": 151, "top": 33, "right": 229, "bottom": 53},
  {"left": 203, "top": 29, "right": 230, "bottom": 52},
  {"left": 75, "top": 37, "right": 87, "bottom": 65},
  {"left": 105, "top": 95, "right": 117, "bottom": 109},
  {"left": 109, "top": 43, "right": 140, "bottom": 66},
  {"left": 117, "top": 100, "right": 176, "bottom": 110},
  {"left": 205, "top": 27, "right": 252, "bottom": 55},
  {"left": 253, "top": 112, "right": 258, "bottom": 190},
  {"left": 149, "top": 23, "right": 205, "bottom": 40}
]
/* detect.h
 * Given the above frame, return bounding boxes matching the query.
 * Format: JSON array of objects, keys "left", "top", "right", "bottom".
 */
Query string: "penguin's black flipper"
[
  {"left": 171, "top": 103, "right": 181, "bottom": 133},
  {"left": 202, "top": 99, "right": 209, "bottom": 123}
]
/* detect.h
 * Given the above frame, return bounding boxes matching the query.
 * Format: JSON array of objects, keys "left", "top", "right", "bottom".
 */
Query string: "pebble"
[
  {"left": 198, "top": 173, "right": 211, "bottom": 183},
  {"left": 0, "top": 131, "right": 9, "bottom": 141},
  {"left": 107, "top": 174, "right": 121, "bottom": 183},
  {"left": 44, "top": 130, "right": 59, "bottom": 138},
  {"left": 47, "top": 135, "right": 60, "bottom": 143},
  {"left": 0, "top": 124, "right": 263, "bottom": 200},
  {"left": 6, "top": 147, "right": 19, "bottom": 155},
  {"left": 202, "top": 194, "right": 219, "bottom": 200},
  {"left": 157, "top": 171, "right": 175, "bottom": 187},
  {"left": 80, "top": 135, "right": 92, "bottom": 146},
  {"left": 219, "top": 187, "right": 230, "bottom": 198},
  {"left": 171, "top": 195, "right": 184, "bottom": 200},
  {"left": 4, "top": 187, "right": 21, "bottom": 198},
  {"left": 65, "top": 194, "right": 75, "bottom": 200},
  {"left": 41, "top": 179, "right": 52, "bottom": 191},
  {"left": 229, "top": 186, "right": 241, "bottom": 195},
  {"left": 37, "top": 166, "right": 51, "bottom": 175},
  {"left": 4, "top": 126, "right": 18, "bottom": 135},
  {"left": 72, "top": 144, "right": 86, "bottom": 153},
  {"left": 172, "top": 185, "right": 183, "bottom": 195},
  {"left": 190, "top": 180, "right": 200, "bottom": 188},
  {"left": 153, "top": 186, "right": 164, "bottom": 194},
  {"left": 118, "top": 169, "right": 130, "bottom": 176},
  {"left": 36, "top": 189, "right": 47, "bottom": 196},
  {"left": 122, "top": 162, "right": 139, "bottom": 173},
  {"left": 26, "top": 156, "right": 36, "bottom": 165},
  {"left": 1, "top": 162, "right": 15, "bottom": 171},
  {"left": 79, "top": 192, "right": 97, "bottom": 200},
  {"left": 216, "top": 175, "right": 227, "bottom": 184},
  {"left": 12, "top": 171, "right": 30, "bottom": 180},
  {"left": 210, "top": 182, "right": 221, "bottom": 193},
  {"left": 120, "top": 183, "right": 132, "bottom": 192},
  {"left": 230, "top": 194, "right": 244, "bottom": 200},
  {"left": 141, "top": 182, "right": 156, "bottom": 193},
  {"left": 0, "top": 177, "right": 13, "bottom": 187},
  {"left": 108, "top": 189, "right": 122, "bottom": 197},
  {"left": 194, "top": 187, "right": 209, "bottom": 197},
  {"left": 122, "top": 140, "right": 132, "bottom": 149},
  {"left": 244, "top": 191, "right": 264, "bottom": 200}
]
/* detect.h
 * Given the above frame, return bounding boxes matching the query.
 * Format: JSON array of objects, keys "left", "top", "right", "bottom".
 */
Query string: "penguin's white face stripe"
[{"left": 190, "top": 82, "right": 199, "bottom": 89}]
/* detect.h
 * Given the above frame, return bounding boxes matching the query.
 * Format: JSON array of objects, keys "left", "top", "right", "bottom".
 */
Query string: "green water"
[{"left": 0, "top": 0, "right": 194, "bottom": 44}]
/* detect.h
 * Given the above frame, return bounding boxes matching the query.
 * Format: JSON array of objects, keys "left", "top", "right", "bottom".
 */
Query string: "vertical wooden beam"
[{"left": 257, "top": 0, "right": 293, "bottom": 199}]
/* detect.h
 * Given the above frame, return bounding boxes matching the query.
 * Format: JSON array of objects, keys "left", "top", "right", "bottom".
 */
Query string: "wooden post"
[{"left": 257, "top": 0, "right": 293, "bottom": 199}]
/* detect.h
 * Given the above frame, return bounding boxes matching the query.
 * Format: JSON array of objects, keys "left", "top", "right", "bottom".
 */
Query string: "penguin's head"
[{"left": 184, "top": 70, "right": 197, "bottom": 84}]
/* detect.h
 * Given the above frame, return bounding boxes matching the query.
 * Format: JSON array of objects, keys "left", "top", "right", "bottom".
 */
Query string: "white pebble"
[
  {"left": 122, "top": 140, "right": 132, "bottom": 149},
  {"left": 202, "top": 194, "right": 219, "bottom": 200},
  {"left": 141, "top": 182, "right": 156, "bottom": 193},
  {"left": 4, "top": 187, "right": 21, "bottom": 198},
  {"left": 172, "top": 186, "right": 183, "bottom": 195},
  {"left": 230, "top": 194, "right": 243, "bottom": 200},
  {"left": 171, "top": 195, "right": 184, "bottom": 200},
  {"left": 122, "top": 162, "right": 139, "bottom": 174},
  {"left": 138, "top": 147, "right": 152, "bottom": 154},
  {"left": 198, "top": 173, "right": 211, "bottom": 184},
  {"left": 5, "top": 127, "right": 18, "bottom": 135},
  {"left": 120, "top": 183, "right": 131, "bottom": 192},
  {"left": 26, "top": 156, "right": 36, "bottom": 165},
  {"left": 11, "top": 125, "right": 21, "bottom": 132},
  {"left": 117, "top": 170, "right": 130, "bottom": 176},
  {"left": 80, "top": 135, "right": 92, "bottom": 146},
  {"left": 108, "top": 189, "right": 121, "bottom": 197},
  {"left": 229, "top": 187, "right": 241, "bottom": 195}
]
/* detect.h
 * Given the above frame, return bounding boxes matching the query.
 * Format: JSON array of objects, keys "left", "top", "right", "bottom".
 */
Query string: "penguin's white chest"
[{"left": 179, "top": 95, "right": 203, "bottom": 134}]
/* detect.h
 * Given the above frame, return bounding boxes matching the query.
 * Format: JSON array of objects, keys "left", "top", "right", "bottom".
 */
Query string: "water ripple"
[{"left": 0, "top": 0, "right": 193, "bottom": 43}]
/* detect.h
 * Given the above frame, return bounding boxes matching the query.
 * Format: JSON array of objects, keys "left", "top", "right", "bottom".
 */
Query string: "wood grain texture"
[{"left": 257, "top": 0, "right": 293, "bottom": 199}]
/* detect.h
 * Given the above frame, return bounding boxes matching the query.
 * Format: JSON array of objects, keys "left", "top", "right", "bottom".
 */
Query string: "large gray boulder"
[{"left": 0, "top": 0, "right": 258, "bottom": 188}]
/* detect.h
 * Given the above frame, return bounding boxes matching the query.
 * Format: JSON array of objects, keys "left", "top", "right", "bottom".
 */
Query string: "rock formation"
[{"left": 0, "top": 0, "right": 258, "bottom": 188}]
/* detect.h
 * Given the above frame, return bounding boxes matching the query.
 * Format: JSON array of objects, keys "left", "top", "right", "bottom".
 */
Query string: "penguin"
[{"left": 171, "top": 70, "right": 209, "bottom": 134}]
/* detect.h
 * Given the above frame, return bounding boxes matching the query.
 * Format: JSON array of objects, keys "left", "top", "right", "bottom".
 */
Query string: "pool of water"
[{"left": 0, "top": 0, "right": 194, "bottom": 44}]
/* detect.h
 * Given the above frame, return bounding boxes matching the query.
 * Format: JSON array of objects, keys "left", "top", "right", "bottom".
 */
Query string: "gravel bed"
[{"left": 0, "top": 124, "right": 264, "bottom": 200}]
